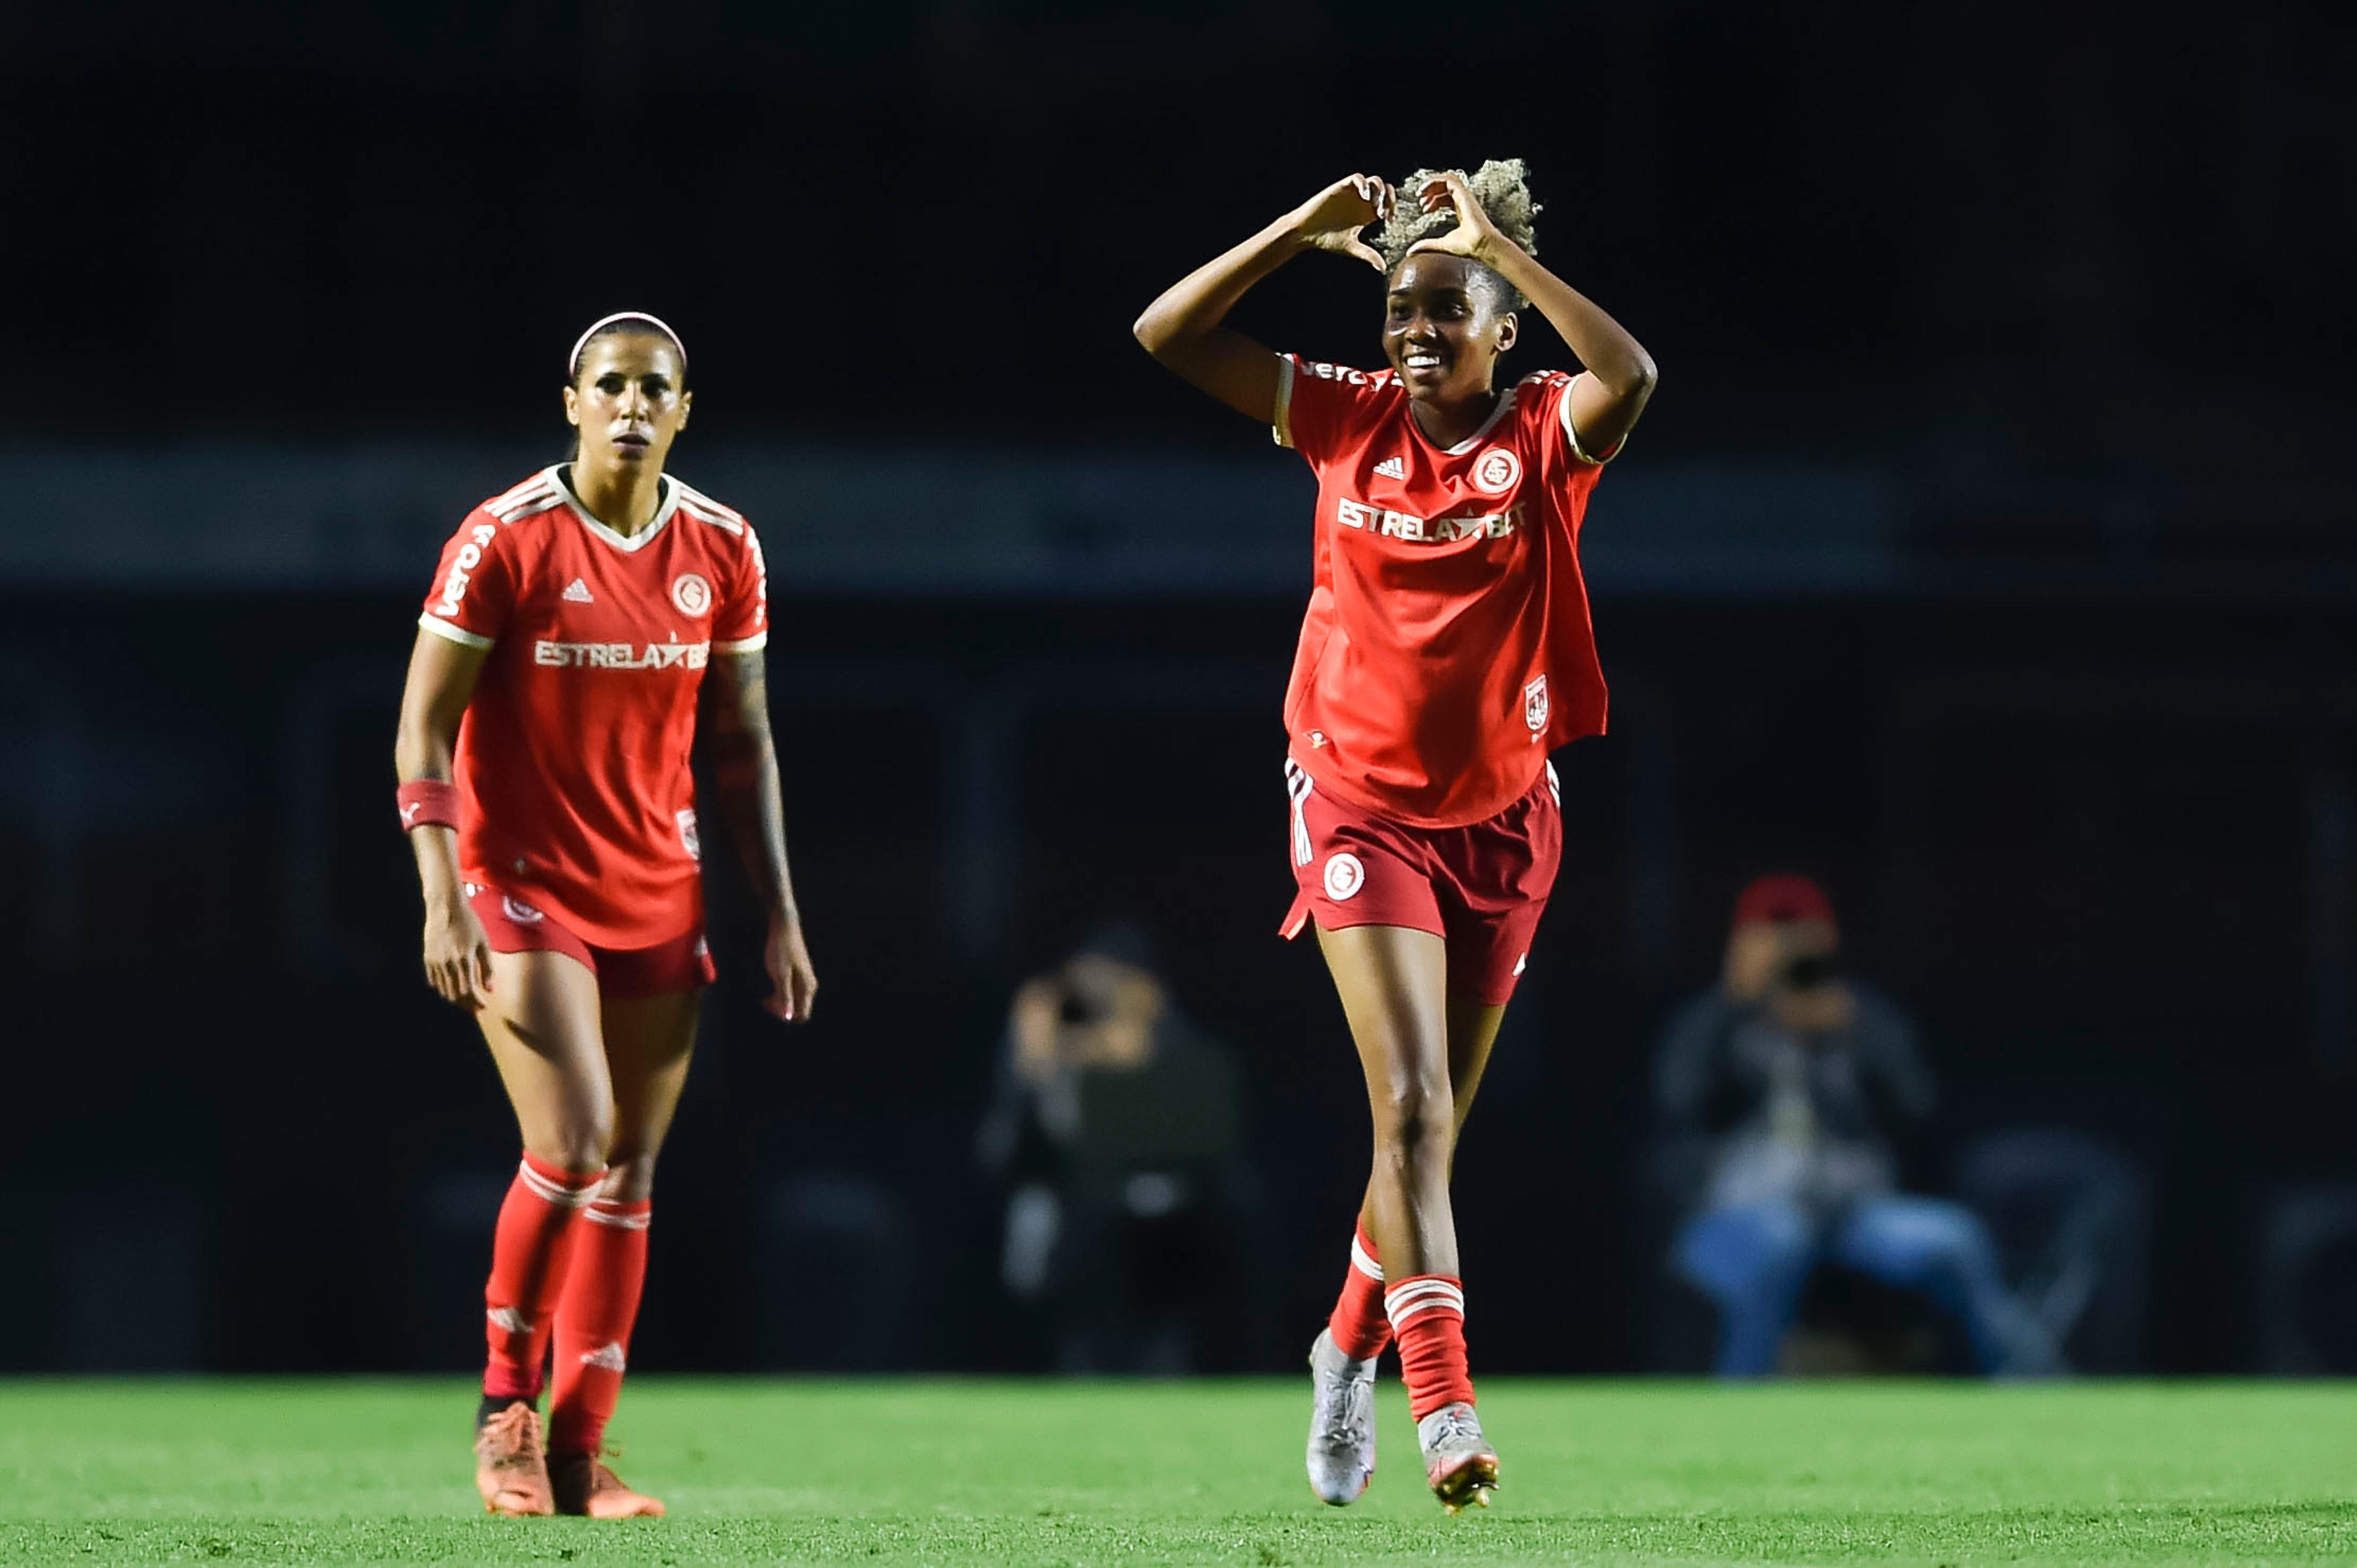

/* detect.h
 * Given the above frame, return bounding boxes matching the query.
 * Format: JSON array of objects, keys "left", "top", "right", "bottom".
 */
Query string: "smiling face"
[
  {"left": 1382, "top": 252, "right": 1517, "bottom": 404},
  {"left": 563, "top": 331, "right": 691, "bottom": 471}
]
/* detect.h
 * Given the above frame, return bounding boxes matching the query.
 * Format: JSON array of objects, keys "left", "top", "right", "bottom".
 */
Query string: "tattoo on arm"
[{"left": 703, "top": 651, "right": 797, "bottom": 918}]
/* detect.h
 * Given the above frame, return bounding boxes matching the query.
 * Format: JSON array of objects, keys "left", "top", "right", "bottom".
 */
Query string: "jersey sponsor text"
[
  {"left": 1334, "top": 496, "right": 1520, "bottom": 543},
  {"left": 533, "top": 639, "right": 711, "bottom": 671}
]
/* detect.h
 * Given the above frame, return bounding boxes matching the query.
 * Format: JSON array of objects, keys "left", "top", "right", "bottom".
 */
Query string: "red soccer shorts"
[
  {"left": 464, "top": 882, "right": 716, "bottom": 998},
  {"left": 1281, "top": 758, "right": 1562, "bottom": 1006}
]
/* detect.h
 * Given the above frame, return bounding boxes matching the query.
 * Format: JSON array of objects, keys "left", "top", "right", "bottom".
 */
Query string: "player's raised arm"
[
  {"left": 699, "top": 647, "right": 818, "bottom": 1022},
  {"left": 1406, "top": 171, "right": 1657, "bottom": 461},
  {"left": 1131, "top": 175, "right": 1398, "bottom": 425},
  {"left": 395, "top": 627, "right": 494, "bottom": 1008}
]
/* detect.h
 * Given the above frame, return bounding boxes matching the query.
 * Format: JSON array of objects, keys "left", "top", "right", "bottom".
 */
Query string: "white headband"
[{"left": 568, "top": 311, "right": 687, "bottom": 380}]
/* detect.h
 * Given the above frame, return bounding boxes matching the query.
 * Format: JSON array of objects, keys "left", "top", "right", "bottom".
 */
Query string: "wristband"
[{"left": 397, "top": 779, "right": 462, "bottom": 833}]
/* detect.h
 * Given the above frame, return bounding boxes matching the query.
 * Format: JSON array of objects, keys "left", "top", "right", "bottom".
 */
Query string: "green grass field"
[{"left": 2, "top": 1380, "right": 2351, "bottom": 1566}]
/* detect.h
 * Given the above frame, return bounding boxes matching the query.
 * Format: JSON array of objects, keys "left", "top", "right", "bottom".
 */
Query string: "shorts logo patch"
[
  {"left": 670, "top": 571, "right": 713, "bottom": 617},
  {"left": 1523, "top": 674, "right": 1549, "bottom": 733},
  {"left": 1323, "top": 851, "right": 1366, "bottom": 903},
  {"left": 1473, "top": 449, "right": 1522, "bottom": 495},
  {"left": 676, "top": 808, "right": 701, "bottom": 862},
  {"left": 501, "top": 895, "right": 544, "bottom": 924}
]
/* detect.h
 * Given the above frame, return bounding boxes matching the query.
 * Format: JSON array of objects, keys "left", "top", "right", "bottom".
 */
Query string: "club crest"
[
  {"left": 1472, "top": 449, "right": 1521, "bottom": 495},
  {"left": 1323, "top": 852, "right": 1366, "bottom": 902}
]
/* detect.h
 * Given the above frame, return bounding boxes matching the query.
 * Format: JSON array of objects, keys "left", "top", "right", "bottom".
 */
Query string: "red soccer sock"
[
  {"left": 1325, "top": 1220, "right": 1392, "bottom": 1361},
  {"left": 482, "top": 1153, "right": 606, "bottom": 1404},
  {"left": 547, "top": 1194, "right": 652, "bottom": 1457},
  {"left": 1386, "top": 1274, "right": 1474, "bottom": 1421}
]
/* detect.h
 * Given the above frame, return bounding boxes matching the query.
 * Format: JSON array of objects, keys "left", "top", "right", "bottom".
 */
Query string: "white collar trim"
[
  {"left": 552, "top": 465, "right": 678, "bottom": 554},
  {"left": 1407, "top": 386, "right": 1519, "bottom": 457}
]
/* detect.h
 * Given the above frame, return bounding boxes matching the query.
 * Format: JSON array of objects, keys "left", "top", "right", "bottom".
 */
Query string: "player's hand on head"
[
  {"left": 1404, "top": 172, "right": 1500, "bottom": 264},
  {"left": 764, "top": 914, "right": 818, "bottom": 1024},
  {"left": 422, "top": 899, "right": 496, "bottom": 1011},
  {"left": 1296, "top": 174, "right": 1395, "bottom": 273}
]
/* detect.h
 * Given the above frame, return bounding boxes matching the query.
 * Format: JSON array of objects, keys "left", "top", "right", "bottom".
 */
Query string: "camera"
[{"left": 1779, "top": 952, "right": 1839, "bottom": 991}]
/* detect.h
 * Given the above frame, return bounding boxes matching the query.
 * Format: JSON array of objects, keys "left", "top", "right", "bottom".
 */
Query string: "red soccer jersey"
[
  {"left": 1274, "top": 353, "right": 1616, "bottom": 828},
  {"left": 417, "top": 465, "right": 769, "bottom": 946}
]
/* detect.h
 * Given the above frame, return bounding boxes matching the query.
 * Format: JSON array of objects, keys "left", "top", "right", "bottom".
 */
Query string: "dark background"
[{"left": 2, "top": 0, "right": 2353, "bottom": 1375}]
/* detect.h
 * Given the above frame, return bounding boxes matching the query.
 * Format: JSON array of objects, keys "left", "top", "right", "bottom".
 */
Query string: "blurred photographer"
[
  {"left": 1654, "top": 876, "right": 2054, "bottom": 1375},
  {"left": 977, "top": 922, "right": 1250, "bottom": 1370}
]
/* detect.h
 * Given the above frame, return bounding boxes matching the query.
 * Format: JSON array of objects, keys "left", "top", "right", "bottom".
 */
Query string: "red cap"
[{"left": 1732, "top": 873, "right": 1836, "bottom": 932}]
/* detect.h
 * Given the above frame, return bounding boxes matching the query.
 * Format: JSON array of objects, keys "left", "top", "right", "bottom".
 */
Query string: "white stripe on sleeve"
[
  {"left": 417, "top": 612, "right": 492, "bottom": 649},
  {"left": 1271, "top": 354, "right": 1296, "bottom": 449}
]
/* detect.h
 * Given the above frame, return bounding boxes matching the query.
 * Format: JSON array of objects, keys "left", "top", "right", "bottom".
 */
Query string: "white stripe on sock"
[
  {"left": 1387, "top": 1296, "right": 1465, "bottom": 1330},
  {"left": 517, "top": 1159, "right": 600, "bottom": 1208},
  {"left": 1384, "top": 1279, "right": 1466, "bottom": 1330},
  {"left": 1349, "top": 1236, "right": 1384, "bottom": 1282}
]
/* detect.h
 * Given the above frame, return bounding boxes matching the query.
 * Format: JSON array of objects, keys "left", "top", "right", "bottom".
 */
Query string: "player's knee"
[
  {"left": 1372, "top": 1083, "right": 1453, "bottom": 1166},
  {"left": 602, "top": 1149, "right": 657, "bottom": 1202},
  {"left": 533, "top": 1108, "right": 615, "bottom": 1175}
]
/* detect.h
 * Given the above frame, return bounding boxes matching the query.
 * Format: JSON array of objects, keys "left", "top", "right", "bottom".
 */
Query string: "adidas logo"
[
  {"left": 562, "top": 578, "right": 594, "bottom": 603},
  {"left": 486, "top": 1307, "right": 533, "bottom": 1335},
  {"left": 581, "top": 1343, "right": 628, "bottom": 1371},
  {"left": 1374, "top": 456, "right": 1407, "bottom": 480}
]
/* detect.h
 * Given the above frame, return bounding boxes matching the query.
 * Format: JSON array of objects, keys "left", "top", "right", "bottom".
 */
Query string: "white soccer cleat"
[
  {"left": 1305, "top": 1329, "right": 1378, "bottom": 1505},
  {"left": 1417, "top": 1401, "right": 1499, "bottom": 1513}
]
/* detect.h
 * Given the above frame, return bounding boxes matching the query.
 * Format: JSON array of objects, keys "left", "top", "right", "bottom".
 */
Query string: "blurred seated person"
[
  {"left": 1654, "top": 875, "right": 2054, "bottom": 1376},
  {"left": 977, "top": 921, "right": 1250, "bottom": 1371}
]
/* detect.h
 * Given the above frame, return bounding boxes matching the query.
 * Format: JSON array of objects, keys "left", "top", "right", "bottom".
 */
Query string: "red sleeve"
[
  {"left": 712, "top": 521, "right": 769, "bottom": 653},
  {"left": 1271, "top": 353, "right": 1390, "bottom": 468},
  {"left": 417, "top": 509, "right": 519, "bottom": 649}
]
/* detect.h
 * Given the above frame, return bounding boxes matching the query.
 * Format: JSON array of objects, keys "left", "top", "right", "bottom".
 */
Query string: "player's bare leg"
[
  {"left": 481, "top": 950, "right": 615, "bottom": 1175},
  {"left": 1318, "top": 924, "right": 1498, "bottom": 1510},
  {"left": 473, "top": 949, "right": 611, "bottom": 1516},
  {"left": 1352, "top": 989, "right": 1509, "bottom": 1229},
  {"left": 1322, "top": 925, "right": 1458, "bottom": 1273},
  {"left": 547, "top": 986, "right": 697, "bottom": 1520},
  {"left": 594, "top": 987, "right": 699, "bottom": 1202}
]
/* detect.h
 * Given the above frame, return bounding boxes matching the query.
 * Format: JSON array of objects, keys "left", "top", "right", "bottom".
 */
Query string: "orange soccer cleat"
[
  {"left": 474, "top": 1402, "right": 555, "bottom": 1516},
  {"left": 549, "top": 1451, "right": 667, "bottom": 1519}
]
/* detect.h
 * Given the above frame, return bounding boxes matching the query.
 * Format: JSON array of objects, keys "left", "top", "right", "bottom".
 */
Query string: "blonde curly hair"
[{"left": 1372, "top": 158, "right": 1541, "bottom": 311}]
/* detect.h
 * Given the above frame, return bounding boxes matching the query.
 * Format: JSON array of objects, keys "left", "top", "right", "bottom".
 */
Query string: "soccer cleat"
[
  {"left": 549, "top": 1451, "right": 667, "bottom": 1519},
  {"left": 1417, "top": 1401, "right": 1499, "bottom": 1513},
  {"left": 1305, "top": 1328, "right": 1378, "bottom": 1505},
  {"left": 473, "top": 1401, "right": 555, "bottom": 1516}
]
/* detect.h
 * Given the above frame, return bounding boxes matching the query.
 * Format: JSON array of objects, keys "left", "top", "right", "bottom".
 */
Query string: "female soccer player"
[
  {"left": 1134, "top": 164, "right": 1655, "bottom": 1510},
  {"left": 393, "top": 312, "right": 819, "bottom": 1520}
]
